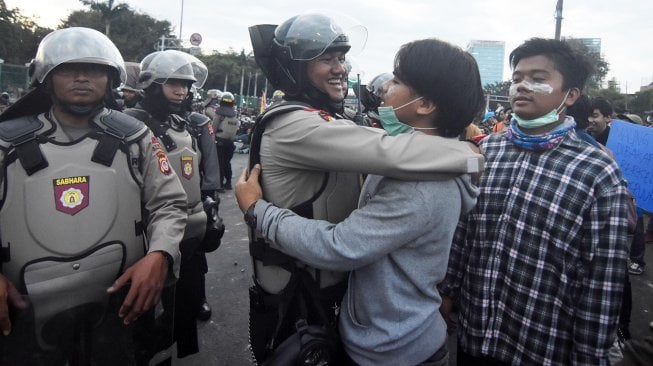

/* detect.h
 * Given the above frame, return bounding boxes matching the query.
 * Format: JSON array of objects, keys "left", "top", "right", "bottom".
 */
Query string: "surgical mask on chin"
[
  {"left": 513, "top": 90, "right": 570, "bottom": 129},
  {"left": 378, "top": 97, "right": 437, "bottom": 136}
]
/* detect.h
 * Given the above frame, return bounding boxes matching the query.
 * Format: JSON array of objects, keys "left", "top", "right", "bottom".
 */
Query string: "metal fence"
[{"left": 0, "top": 63, "right": 29, "bottom": 98}]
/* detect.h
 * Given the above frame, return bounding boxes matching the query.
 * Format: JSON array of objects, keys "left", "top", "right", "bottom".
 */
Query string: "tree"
[
  {"left": 484, "top": 81, "right": 511, "bottom": 97},
  {"left": 79, "top": 0, "right": 129, "bottom": 37},
  {"left": 61, "top": 7, "right": 177, "bottom": 62},
  {"left": 564, "top": 37, "right": 609, "bottom": 91},
  {"left": 199, "top": 49, "right": 261, "bottom": 95},
  {"left": 0, "top": 0, "right": 52, "bottom": 64}
]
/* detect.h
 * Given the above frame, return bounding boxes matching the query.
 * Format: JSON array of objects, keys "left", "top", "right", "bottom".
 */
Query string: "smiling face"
[
  {"left": 509, "top": 55, "right": 573, "bottom": 121},
  {"left": 587, "top": 108, "right": 611, "bottom": 135},
  {"left": 306, "top": 51, "right": 347, "bottom": 102},
  {"left": 51, "top": 63, "right": 109, "bottom": 106}
]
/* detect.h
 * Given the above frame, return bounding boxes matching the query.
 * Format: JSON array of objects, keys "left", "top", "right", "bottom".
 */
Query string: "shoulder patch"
[
  {"left": 156, "top": 149, "right": 172, "bottom": 176},
  {"left": 303, "top": 107, "right": 335, "bottom": 122}
]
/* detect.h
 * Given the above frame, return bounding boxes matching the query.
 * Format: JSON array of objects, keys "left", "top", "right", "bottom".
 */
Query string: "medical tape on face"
[{"left": 509, "top": 80, "right": 553, "bottom": 97}]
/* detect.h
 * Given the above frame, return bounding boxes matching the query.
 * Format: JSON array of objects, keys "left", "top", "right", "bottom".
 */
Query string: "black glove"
[{"left": 201, "top": 196, "right": 225, "bottom": 253}]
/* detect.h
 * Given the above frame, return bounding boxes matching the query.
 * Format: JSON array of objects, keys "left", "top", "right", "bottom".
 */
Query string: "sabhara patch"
[
  {"left": 157, "top": 150, "right": 172, "bottom": 175},
  {"left": 181, "top": 155, "right": 194, "bottom": 179},
  {"left": 53, "top": 176, "right": 89, "bottom": 215}
]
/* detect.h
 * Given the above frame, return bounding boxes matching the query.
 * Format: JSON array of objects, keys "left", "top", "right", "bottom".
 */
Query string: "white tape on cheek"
[{"left": 509, "top": 80, "right": 553, "bottom": 96}]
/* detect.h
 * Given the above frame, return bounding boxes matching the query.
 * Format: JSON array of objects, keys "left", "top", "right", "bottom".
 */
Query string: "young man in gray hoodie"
[{"left": 236, "top": 38, "right": 484, "bottom": 366}]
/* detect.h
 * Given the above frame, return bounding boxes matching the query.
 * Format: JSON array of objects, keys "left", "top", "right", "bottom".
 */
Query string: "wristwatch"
[{"left": 244, "top": 201, "right": 258, "bottom": 228}]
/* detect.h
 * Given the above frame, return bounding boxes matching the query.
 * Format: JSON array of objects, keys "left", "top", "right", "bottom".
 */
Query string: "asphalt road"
[{"left": 176, "top": 152, "right": 653, "bottom": 365}]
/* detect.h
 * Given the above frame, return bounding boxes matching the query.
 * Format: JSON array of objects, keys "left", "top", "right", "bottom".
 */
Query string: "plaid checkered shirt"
[{"left": 439, "top": 129, "right": 629, "bottom": 365}]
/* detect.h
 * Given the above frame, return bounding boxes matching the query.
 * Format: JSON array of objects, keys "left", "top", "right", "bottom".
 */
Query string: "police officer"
[
  {"left": 0, "top": 27, "right": 187, "bottom": 365},
  {"left": 213, "top": 91, "right": 239, "bottom": 190},
  {"left": 203, "top": 88, "right": 222, "bottom": 117},
  {"left": 120, "top": 61, "right": 143, "bottom": 108},
  {"left": 124, "top": 49, "right": 222, "bottom": 358},
  {"left": 246, "top": 12, "right": 484, "bottom": 364}
]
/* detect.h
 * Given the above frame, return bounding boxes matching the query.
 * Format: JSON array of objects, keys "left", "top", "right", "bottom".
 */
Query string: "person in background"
[
  {"left": 213, "top": 91, "right": 240, "bottom": 190},
  {"left": 587, "top": 96, "right": 614, "bottom": 145},
  {"left": 120, "top": 61, "right": 143, "bottom": 108},
  {"left": 440, "top": 38, "right": 629, "bottom": 365}
]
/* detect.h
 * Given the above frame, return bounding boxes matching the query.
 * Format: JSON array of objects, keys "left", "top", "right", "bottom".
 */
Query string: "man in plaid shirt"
[{"left": 439, "top": 38, "right": 629, "bottom": 365}]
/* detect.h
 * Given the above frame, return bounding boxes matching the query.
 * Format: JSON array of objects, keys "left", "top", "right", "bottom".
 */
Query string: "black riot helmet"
[{"left": 249, "top": 12, "right": 367, "bottom": 99}]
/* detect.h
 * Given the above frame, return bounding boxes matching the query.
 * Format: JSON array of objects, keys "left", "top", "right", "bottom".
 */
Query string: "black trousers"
[
  {"left": 161, "top": 238, "right": 204, "bottom": 358},
  {"left": 216, "top": 138, "right": 235, "bottom": 186}
]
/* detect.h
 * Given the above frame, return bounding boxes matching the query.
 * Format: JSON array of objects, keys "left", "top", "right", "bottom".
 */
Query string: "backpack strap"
[{"left": 248, "top": 102, "right": 330, "bottom": 268}]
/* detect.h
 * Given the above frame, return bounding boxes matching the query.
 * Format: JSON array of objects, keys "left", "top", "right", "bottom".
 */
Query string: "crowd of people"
[{"left": 0, "top": 10, "right": 651, "bottom": 366}]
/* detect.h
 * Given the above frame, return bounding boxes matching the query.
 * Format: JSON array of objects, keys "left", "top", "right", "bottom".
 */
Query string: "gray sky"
[{"left": 6, "top": 0, "right": 653, "bottom": 91}]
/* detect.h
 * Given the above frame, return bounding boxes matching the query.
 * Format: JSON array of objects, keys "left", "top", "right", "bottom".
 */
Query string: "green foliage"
[
  {"left": 484, "top": 81, "right": 511, "bottom": 97},
  {"left": 564, "top": 37, "right": 609, "bottom": 91},
  {"left": 0, "top": 0, "right": 53, "bottom": 64},
  {"left": 61, "top": 6, "right": 177, "bottom": 62},
  {"left": 198, "top": 50, "right": 265, "bottom": 96},
  {"left": 79, "top": 0, "right": 130, "bottom": 36}
]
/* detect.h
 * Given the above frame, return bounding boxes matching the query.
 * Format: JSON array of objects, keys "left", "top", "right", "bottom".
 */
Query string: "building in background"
[
  {"left": 576, "top": 38, "right": 601, "bottom": 55},
  {"left": 467, "top": 40, "right": 505, "bottom": 88}
]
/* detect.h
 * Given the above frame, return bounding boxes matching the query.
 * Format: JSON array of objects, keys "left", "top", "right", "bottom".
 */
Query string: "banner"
[
  {"left": 259, "top": 90, "right": 267, "bottom": 114},
  {"left": 606, "top": 120, "right": 653, "bottom": 212}
]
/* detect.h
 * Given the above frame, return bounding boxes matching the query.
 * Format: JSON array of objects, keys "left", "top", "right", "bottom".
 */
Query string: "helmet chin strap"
[{"left": 302, "top": 82, "right": 344, "bottom": 116}]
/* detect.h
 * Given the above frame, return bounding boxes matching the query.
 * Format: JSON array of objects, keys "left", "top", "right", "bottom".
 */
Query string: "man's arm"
[
  {"left": 236, "top": 165, "right": 439, "bottom": 271},
  {"left": 0, "top": 274, "right": 27, "bottom": 336},
  {"left": 107, "top": 131, "right": 187, "bottom": 324},
  {"left": 571, "top": 182, "right": 629, "bottom": 364},
  {"left": 264, "top": 111, "right": 483, "bottom": 180}
]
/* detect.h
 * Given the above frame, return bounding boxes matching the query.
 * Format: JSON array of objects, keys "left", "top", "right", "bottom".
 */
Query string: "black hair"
[
  {"left": 393, "top": 38, "right": 485, "bottom": 137},
  {"left": 509, "top": 38, "right": 594, "bottom": 91},
  {"left": 566, "top": 94, "right": 591, "bottom": 129},
  {"left": 590, "top": 96, "right": 614, "bottom": 117}
]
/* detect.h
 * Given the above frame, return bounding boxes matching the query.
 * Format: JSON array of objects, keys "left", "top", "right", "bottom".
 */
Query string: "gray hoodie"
[{"left": 256, "top": 171, "right": 479, "bottom": 365}]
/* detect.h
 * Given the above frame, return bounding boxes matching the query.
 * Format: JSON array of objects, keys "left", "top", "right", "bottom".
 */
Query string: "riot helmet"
[
  {"left": 138, "top": 50, "right": 208, "bottom": 119},
  {"left": 249, "top": 12, "right": 367, "bottom": 99},
  {"left": 30, "top": 27, "right": 126, "bottom": 89},
  {"left": 220, "top": 92, "right": 235, "bottom": 106},
  {"left": 121, "top": 62, "right": 141, "bottom": 92},
  {"left": 216, "top": 92, "right": 236, "bottom": 117},
  {"left": 138, "top": 50, "right": 208, "bottom": 90},
  {"left": 207, "top": 89, "right": 223, "bottom": 100}
]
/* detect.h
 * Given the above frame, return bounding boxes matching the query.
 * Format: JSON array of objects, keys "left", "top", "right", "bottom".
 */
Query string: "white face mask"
[{"left": 510, "top": 80, "right": 569, "bottom": 129}]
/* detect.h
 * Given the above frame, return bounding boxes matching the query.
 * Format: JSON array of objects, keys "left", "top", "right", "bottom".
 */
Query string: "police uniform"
[
  {"left": 0, "top": 107, "right": 187, "bottom": 365},
  {"left": 213, "top": 107, "right": 239, "bottom": 189},
  {"left": 125, "top": 105, "right": 220, "bottom": 357}
]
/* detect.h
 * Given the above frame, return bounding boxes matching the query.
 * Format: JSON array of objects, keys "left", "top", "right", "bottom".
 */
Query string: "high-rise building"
[
  {"left": 467, "top": 40, "right": 505, "bottom": 88},
  {"left": 576, "top": 38, "right": 601, "bottom": 54}
]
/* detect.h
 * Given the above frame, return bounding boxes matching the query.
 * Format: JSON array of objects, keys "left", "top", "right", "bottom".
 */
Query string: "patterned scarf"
[{"left": 506, "top": 118, "right": 576, "bottom": 151}]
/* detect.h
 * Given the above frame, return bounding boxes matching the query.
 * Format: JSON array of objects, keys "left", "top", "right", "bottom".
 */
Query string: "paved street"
[{"left": 177, "top": 152, "right": 653, "bottom": 365}]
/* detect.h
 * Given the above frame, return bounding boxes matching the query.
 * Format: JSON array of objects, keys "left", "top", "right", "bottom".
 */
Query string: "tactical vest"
[
  {"left": 0, "top": 110, "right": 148, "bottom": 349},
  {"left": 129, "top": 110, "right": 206, "bottom": 241}
]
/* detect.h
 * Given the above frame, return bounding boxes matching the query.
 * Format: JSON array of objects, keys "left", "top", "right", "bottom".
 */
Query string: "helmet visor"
[
  {"left": 32, "top": 27, "right": 126, "bottom": 86},
  {"left": 142, "top": 50, "right": 208, "bottom": 89},
  {"left": 276, "top": 11, "right": 367, "bottom": 61}
]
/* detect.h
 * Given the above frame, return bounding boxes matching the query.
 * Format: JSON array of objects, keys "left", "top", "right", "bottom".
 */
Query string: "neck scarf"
[{"left": 506, "top": 118, "right": 575, "bottom": 151}]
